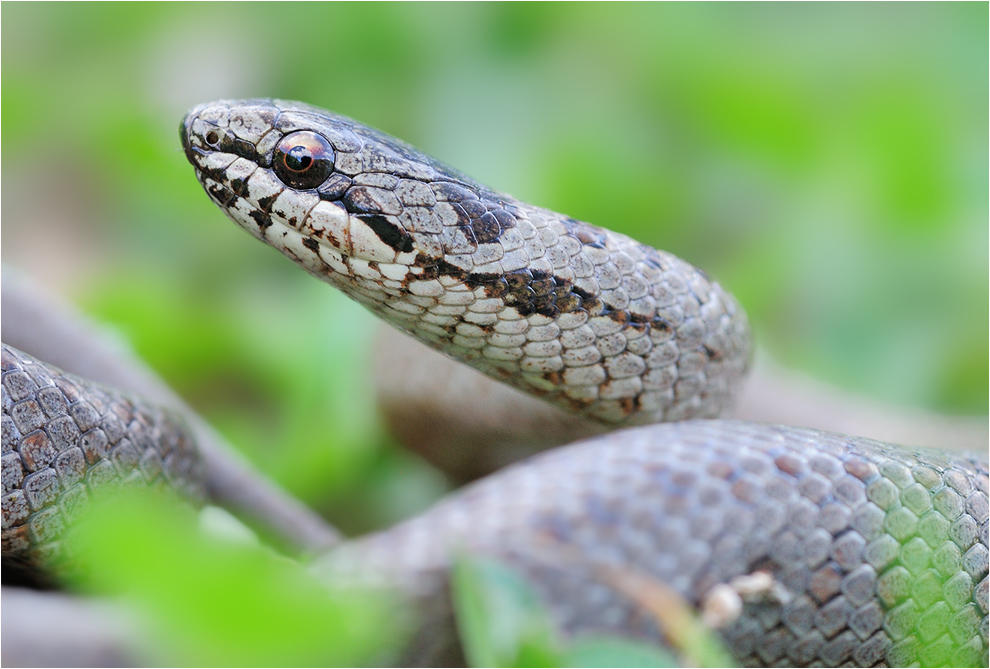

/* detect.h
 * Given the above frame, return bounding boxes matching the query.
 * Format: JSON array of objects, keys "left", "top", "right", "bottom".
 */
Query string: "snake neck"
[{"left": 182, "top": 99, "right": 751, "bottom": 424}]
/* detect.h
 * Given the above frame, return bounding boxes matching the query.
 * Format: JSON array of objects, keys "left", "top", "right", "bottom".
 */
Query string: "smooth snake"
[{"left": 2, "top": 99, "right": 986, "bottom": 666}]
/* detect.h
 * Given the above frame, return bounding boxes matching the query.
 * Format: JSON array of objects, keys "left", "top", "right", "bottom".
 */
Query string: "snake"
[{"left": 1, "top": 98, "right": 986, "bottom": 667}]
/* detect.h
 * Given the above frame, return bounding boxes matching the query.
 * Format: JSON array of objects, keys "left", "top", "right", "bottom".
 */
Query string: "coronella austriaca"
[{"left": 2, "top": 99, "right": 986, "bottom": 667}]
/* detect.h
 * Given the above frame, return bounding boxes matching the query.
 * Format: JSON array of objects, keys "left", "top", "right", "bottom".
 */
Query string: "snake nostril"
[{"left": 205, "top": 130, "right": 220, "bottom": 146}]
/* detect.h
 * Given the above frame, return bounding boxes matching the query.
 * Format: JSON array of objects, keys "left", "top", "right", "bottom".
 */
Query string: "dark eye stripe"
[{"left": 359, "top": 214, "right": 413, "bottom": 253}]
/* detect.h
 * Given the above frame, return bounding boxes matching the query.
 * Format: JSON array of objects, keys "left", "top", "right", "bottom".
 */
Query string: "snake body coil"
[
  {"left": 316, "top": 420, "right": 989, "bottom": 667},
  {"left": 3, "top": 349, "right": 986, "bottom": 664},
  {"left": 1, "top": 100, "right": 985, "bottom": 668},
  {"left": 176, "top": 100, "right": 987, "bottom": 666},
  {"left": 1, "top": 344, "right": 205, "bottom": 579},
  {"left": 181, "top": 99, "right": 750, "bottom": 425}
]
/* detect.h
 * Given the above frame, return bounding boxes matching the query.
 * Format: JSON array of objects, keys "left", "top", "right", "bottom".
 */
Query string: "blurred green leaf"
[
  {"left": 67, "top": 488, "right": 398, "bottom": 667},
  {"left": 452, "top": 555, "right": 561, "bottom": 667},
  {"left": 451, "top": 555, "right": 733, "bottom": 669},
  {"left": 3, "top": 6, "right": 985, "bottom": 666},
  {"left": 564, "top": 637, "right": 676, "bottom": 668},
  {"left": 5, "top": 3, "right": 985, "bottom": 420}
]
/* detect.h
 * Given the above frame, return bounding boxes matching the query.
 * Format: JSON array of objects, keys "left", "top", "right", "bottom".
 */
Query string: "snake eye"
[{"left": 273, "top": 131, "right": 335, "bottom": 189}]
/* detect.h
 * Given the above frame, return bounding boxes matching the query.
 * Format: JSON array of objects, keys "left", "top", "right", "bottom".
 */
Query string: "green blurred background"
[{"left": 3, "top": 3, "right": 987, "bottom": 533}]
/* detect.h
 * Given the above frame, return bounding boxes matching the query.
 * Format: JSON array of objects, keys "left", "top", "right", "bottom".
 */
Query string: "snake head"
[
  {"left": 182, "top": 99, "right": 752, "bottom": 425},
  {"left": 180, "top": 98, "right": 500, "bottom": 279}
]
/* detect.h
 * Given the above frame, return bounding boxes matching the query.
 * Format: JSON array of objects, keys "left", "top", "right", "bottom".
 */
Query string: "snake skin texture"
[
  {"left": 178, "top": 99, "right": 989, "bottom": 666},
  {"left": 1, "top": 344, "right": 205, "bottom": 578},
  {"left": 3, "top": 100, "right": 984, "bottom": 668},
  {"left": 180, "top": 99, "right": 750, "bottom": 425},
  {"left": 314, "top": 420, "right": 989, "bottom": 667}
]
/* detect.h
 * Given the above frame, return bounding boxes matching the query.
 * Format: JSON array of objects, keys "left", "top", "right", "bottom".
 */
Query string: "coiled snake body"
[{"left": 2, "top": 99, "right": 986, "bottom": 667}]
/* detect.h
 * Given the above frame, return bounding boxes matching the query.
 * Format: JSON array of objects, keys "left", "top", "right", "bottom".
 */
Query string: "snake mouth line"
[{"left": 180, "top": 98, "right": 753, "bottom": 426}]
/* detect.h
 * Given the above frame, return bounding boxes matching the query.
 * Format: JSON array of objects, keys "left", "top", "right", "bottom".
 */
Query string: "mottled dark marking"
[
  {"left": 249, "top": 209, "right": 273, "bottom": 231},
  {"left": 461, "top": 199, "right": 487, "bottom": 218},
  {"left": 606, "top": 310, "right": 631, "bottom": 326},
  {"left": 582, "top": 297, "right": 605, "bottom": 316},
  {"left": 504, "top": 270, "right": 533, "bottom": 289},
  {"left": 432, "top": 181, "right": 476, "bottom": 202},
  {"left": 571, "top": 285, "right": 595, "bottom": 300},
  {"left": 532, "top": 269, "right": 553, "bottom": 282},
  {"left": 474, "top": 268, "right": 585, "bottom": 320},
  {"left": 433, "top": 260, "right": 468, "bottom": 277},
  {"left": 343, "top": 187, "right": 381, "bottom": 214},
  {"left": 563, "top": 217, "right": 607, "bottom": 249},
  {"left": 454, "top": 224, "right": 478, "bottom": 249},
  {"left": 531, "top": 277, "right": 555, "bottom": 297},
  {"left": 324, "top": 229, "right": 343, "bottom": 248},
  {"left": 504, "top": 286, "right": 536, "bottom": 308},
  {"left": 450, "top": 204, "right": 473, "bottom": 228},
  {"left": 466, "top": 272, "right": 501, "bottom": 286},
  {"left": 470, "top": 212, "right": 502, "bottom": 243},
  {"left": 197, "top": 163, "right": 230, "bottom": 187},
  {"left": 233, "top": 138, "right": 262, "bottom": 164},
  {"left": 618, "top": 397, "right": 638, "bottom": 415},
  {"left": 651, "top": 317, "right": 672, "bottom": 333},
  {"left": 317, "top": 173, "right": 352, "bottom": 201},
  {"left": 703, "top": 345, "right": 722, "bottom": 360},
  {"left": 555, "top": 293, "right": 583, "bottom": 313},
  {"left": 358, "top": 215, "right": 413, "bottom": 253},
  {"left": 205, "top": 183, "right": 234, "bottom": 207},
  {"left": 257, "top": 194, "right": 278, "bottom": 212},
  {"left": 302, "top": 237, "right": 319, "bottom": 253},
  {"left": 492, "top": 208, "right": 516, "bottom": 228},
  {"left": 417, "top": 265, "right": 440, "bottom": 280},
  {"left": 531, "top": 294, "right": 556, "bottom": 315},
  {"left": 484, "top": 277, "right": 510, "bottom": 298}
]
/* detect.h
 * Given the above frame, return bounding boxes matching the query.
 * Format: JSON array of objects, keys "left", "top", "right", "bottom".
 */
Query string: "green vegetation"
[
  {"left": 66, "top": 489, "right": 399, "bottom": 667},
  {"left": 451, "top": 555, "right": 730, "bottom": 667},
  {"left": 67, "top": 492, "right": 724, "bottom": 667},
  {"left": 3, "top": 4, "right": 987, "bottom": 666},
  {"left": 3, "top": 3, "right": 984, "bottom": 530}
]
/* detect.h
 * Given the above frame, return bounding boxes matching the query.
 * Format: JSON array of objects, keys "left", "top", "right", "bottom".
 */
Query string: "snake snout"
[{"left": 179, "top": 115, "right": 195, "bottom": 165}]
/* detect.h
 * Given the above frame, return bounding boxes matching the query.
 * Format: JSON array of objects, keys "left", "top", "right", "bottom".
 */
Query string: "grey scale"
[
  {"left": 314, "top": 420, "right": 989, "bottom": 667},
  {"left": 178, "top": 99, "right": 987, "bottom": 666},
  {"left": 1, "top": 344, "right": 205, "bottom": 577},
  {"left": 1, "top": 100, "right": 986, "bottom": 668},
  {"left": 181, "top": 99, "right": 751, "bottom": 426}
]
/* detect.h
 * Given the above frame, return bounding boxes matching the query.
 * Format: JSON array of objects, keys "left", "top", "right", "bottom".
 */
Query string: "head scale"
[
  {"left": 180, "top": 99, "right": 505, "bottom": 294},
  {"left": 182, "top": 99, "right": 753, "bottom": 426}
]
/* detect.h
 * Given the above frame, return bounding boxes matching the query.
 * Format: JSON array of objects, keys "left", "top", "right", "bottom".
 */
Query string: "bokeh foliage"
[
  {"left": 2, "top": 2, "right": 986, "bottom": 528},
  {"left": 67, "top": 489, "right": 399, "bottom": 667},
  {"left": 2, "top": 4, "right": 987, "bottom": 667}
]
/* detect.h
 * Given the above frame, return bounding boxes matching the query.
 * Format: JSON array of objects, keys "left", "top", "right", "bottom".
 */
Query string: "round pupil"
[
  {"left": 284, "top": 146, "right": 313, "bottom": 172},
  {"left": 272, "top": 131, "right": 335, "bottom": 189}
]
